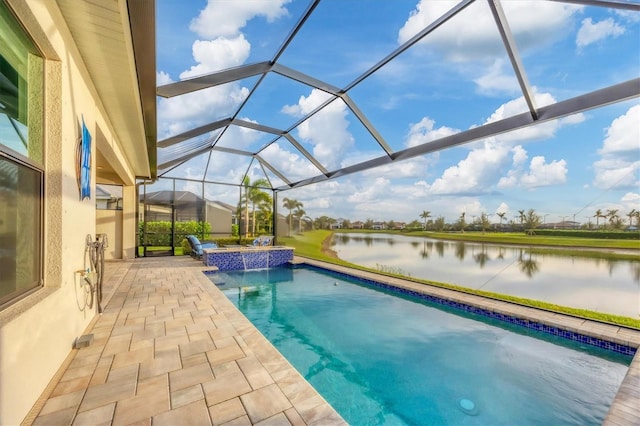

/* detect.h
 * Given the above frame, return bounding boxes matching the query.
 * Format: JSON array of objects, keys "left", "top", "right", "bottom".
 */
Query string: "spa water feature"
[{"left": 202, "top": 246, "right": 294, "bottom": 271}]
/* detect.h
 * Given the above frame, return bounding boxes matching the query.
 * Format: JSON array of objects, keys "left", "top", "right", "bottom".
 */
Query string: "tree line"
[{"left": 235, "top": 179, "right": 639, "bottom": 236}]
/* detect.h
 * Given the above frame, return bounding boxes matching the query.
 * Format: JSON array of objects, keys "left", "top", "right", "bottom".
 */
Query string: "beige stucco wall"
[
  {"left": 96, "top": 209, "right": 124, "bottom": 260},
  {"left": 0, "top": 2, "right": 142, "bottom": 424},
  {"left": 206, "top": 203, "right": 232, "bottom": 236}
]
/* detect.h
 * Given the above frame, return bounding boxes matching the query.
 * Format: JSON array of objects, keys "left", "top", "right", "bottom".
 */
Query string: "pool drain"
[{"left": 458, "top": 398, "right": 479, "bottom": 416}]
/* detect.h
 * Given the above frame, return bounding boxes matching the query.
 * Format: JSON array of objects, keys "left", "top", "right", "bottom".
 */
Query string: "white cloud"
[
  {"left": 157, "top": 71, "right": 173, "bottom": 85},
  {"left": 158, "top": 1, "right": 290, "bottom": 138},
  {"left": 420, "top": 92, "right": 581, "bottom": 196},
  {"left": 259, "top": 142, "right": 321, "bottom": 182},
  {"left": 347, "top": 177, "right": 391, "bottom": 203},
  {"left": 480, "top": 92, "right": 585, "bottom": 145},
  {"left": 499, "top": 151, "right": 567, "bottom": 189},
  {"left": 620, "top": 192, "right": 640, "bottom": 216},
  {"left": 474, "top": 59, "right": 520, "bottom": 96},
  {"left": 283, "top": 90, "right": 354, "bottom": 170},
  {"left": 520, "top": 156, "right": 568, "bottom": 188},
  {"left": 593, "top": 105, "right": 640, "bottom": 189},
  {"left": 456, "top": 200, "right": 486, "bottom": 218},
  {"left": 190, "top": 0, "right": 291, "bottom": 39},
  {"left": 405, "top": 117, "right": 459, "bottom": 148},
  {"left": 512, "top": 145, "right": 528, "bottom": 166},
  {"left": 428, "top": 141, "right": 512, "bottom": 195},
  {"left": 398, "top": 0, "right": 580, "bottom": 62},
  {"left": 216, "top": 119, "right": 263, "bottom": 151},
  {"left": 495, "top": 202, "right": 510, "bottom": 217},
  {"left": 593, "top": 159, "right": 639, "bottom": 189},
  {"left": 180, "top": 36, "right": 251, "bottom": 78},
  {"left": 362, "top": 156, "right": 436, "bottom": 179},
  {"left": 599, "top": 105, "right": 640, "bottom": 156},
  {"left": 157, "top": 85, "right": 249, "bottom": 139},
  {"left": 576, "top": 17, "right": 625, "bottom": 49},
  {"left": 621, "top": 192, "right": 640, "bottom": 203},
  {"left": 281, "top": 90, "right": 333, "bottom": 117},
  {"left": 497, "top": 145, "right": 528, "bottom": 188}
]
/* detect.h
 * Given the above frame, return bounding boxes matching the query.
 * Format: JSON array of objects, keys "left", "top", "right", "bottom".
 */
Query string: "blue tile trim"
[
  {"left": 203, "top": 249, "right": 294, "bottom": 271},
  {"left": 298, "top": 263, "right": 637, "bottom": 357}
]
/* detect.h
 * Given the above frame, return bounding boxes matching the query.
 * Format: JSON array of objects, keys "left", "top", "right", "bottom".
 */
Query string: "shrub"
[
  {"left": 534, "top": 229, "right": 640, "bottom": 240},
  {"left": 139, "top": 221, "right": 213, "bottom": 246},
  {"left": 180, "top": 238, "right": 192, "bottom": 256}
]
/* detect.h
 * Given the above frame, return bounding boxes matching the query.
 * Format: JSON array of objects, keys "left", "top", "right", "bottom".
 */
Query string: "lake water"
[{"left": 331, "top": 233, "right": 640, "bottom": 318}]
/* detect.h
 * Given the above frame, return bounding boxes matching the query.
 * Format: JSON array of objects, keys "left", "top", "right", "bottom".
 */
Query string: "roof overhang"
[{"left": 57, "top": 0, "right": 157, "bottom": 182}]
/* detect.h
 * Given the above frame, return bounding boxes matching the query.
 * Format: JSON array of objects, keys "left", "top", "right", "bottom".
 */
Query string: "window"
[{"left": 0, "top": 1, "right": 44, "bottom": 308}]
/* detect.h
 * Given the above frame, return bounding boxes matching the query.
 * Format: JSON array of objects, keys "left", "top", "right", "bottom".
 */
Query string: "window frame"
[
  {"left": 0, "top": 150, "right": 44, "bottom": 309},
  {"left": 0, "top": 1, "right": 45, "bottom": 310}
]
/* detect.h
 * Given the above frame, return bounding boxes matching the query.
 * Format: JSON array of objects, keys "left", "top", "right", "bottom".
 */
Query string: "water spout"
[{"left": 241, "top": 250, "right": 269, "bottom": 270}]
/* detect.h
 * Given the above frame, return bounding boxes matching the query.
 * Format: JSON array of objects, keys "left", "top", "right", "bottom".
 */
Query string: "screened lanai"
[{"left": 140, "top": 0, "right": 640, "bottom": 254}]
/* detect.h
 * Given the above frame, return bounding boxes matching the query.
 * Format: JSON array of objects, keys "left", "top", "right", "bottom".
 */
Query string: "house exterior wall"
[
  {"left": 96, "top": 209, "right": 124, "bottom": 260},
  {"left": 0, "top": 2, "right": 144, "bottom": 423},
  {"left": 206, "top": 203, "right": 232, "bottom": 236}
]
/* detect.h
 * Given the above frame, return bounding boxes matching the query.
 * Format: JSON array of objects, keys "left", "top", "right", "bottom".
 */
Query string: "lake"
[{"left": 331, "top": 233, "right": 640, "bottom": 318}]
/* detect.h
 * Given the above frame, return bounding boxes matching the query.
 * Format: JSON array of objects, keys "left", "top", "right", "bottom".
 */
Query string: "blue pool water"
[{"left": 211, "top": 266, "right": 631, "bottom": 425}]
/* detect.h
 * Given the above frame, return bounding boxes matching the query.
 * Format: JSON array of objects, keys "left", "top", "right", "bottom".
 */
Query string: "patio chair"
[{"left": 186, "top": 235, "right": 217, "bottom": 259}]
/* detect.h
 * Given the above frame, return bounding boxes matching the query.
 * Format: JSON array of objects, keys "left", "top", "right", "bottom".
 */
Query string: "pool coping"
[{"left": 287, "top": 256, "right": 640, "bottom": 425}]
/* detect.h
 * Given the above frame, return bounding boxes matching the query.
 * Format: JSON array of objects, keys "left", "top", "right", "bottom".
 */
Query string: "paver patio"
[
  {"left": 24, "top": 257, "right": 345, "bottom": 425},
  {"left": 23, "top": 255, "right": 639, "bottom": 425}
]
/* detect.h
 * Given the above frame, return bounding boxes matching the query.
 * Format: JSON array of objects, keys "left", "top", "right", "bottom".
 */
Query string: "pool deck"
[{"left": 24, "top": 256, "right": 639, "bottom": 425}]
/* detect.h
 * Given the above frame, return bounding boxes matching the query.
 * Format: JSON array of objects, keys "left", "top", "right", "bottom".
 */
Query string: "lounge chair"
[{"left": 186, "top": 235, "right": 217, "bottom": 259}]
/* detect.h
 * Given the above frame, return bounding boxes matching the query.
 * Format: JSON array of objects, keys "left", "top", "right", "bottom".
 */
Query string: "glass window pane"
[
  {"left": 0, "top": 156, "right": 41, "bottom": 306},
  {"left": 0, "top": 0, "right": 43, "bottom": 164}
]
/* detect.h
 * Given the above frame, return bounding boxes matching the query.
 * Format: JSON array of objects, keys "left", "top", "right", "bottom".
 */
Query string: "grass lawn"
[
  {"left": 137, "top": 246, "right": 185, "bottom": 257},
  {"left": 279, "top": 230, "right": 640, "bottom": 329}
]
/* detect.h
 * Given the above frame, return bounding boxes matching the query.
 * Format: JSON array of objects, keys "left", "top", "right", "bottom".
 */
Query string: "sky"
[{"left": 154, "top": 0, "right": 640, "bottom": 225}]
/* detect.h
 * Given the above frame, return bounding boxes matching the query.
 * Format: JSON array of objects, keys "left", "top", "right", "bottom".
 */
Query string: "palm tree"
[
  {"left": 257, "top": 203, "right": 273, "bottom": 234},
  {"left": 518, "top": 209, "right": 526, "bottom": 227},
  {"left": 294, "top": 206, "right": 306, "bottom": 234},
  {"left": 282, "top": 198, "right": 302, "bottom": 237},
  {"left": 594, "top": 209, "right": 604, "bottom": 229},
  {"left": 524, "top": 208, "right": 541, "bottom": 235},
  {"left": 496, "top": 212, "right": 506, "bottom": 231},
  {"left": 419, "top": 210, "right": 431, "bottom": 230},
  {"left": 242, "top": 176, "right": 270, "bottom": 236},
  {"left": 627, "top": 209, "right": 637, "bottom": 227},
  {"left": 607, "top": 209, "right": 619, "bottom": 229},
  {"left": 479, "top": 213, "right": 491, "bottom": 234},
  {"left": 458, "top": 212, "right": 466, "bottom": 233}
]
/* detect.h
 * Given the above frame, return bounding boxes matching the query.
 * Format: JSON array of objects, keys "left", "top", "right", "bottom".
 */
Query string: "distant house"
[
  {"left": 331, "top": 218, "right": 346, "bottom": 229},
  {"left": 351, "top": 221, "right": 364, "bottom": 229},
  {"left": 372, "top": 221, "right": 386, "bottom": 230},
  {"left": 393, "top": 222, "right": 406, "bottom": 230},
  {"left": 551, "top": 221, "right": 580, "bottom": 230},
  {"left": 96, "top": 184, "right": 123, "bottom": 210}
]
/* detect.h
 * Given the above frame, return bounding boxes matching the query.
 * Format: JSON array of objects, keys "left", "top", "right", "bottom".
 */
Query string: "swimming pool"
[{"left": 210, "top": 265, "right": 631, "bottom": 425}]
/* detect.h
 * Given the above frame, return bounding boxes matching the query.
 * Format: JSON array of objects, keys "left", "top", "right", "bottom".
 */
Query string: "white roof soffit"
[
  {"left": 156, "top": 0, "right": 639, "bottom": 191},
  {"left": 57, "top": 0, "right": 157, "bottom": 179}
]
